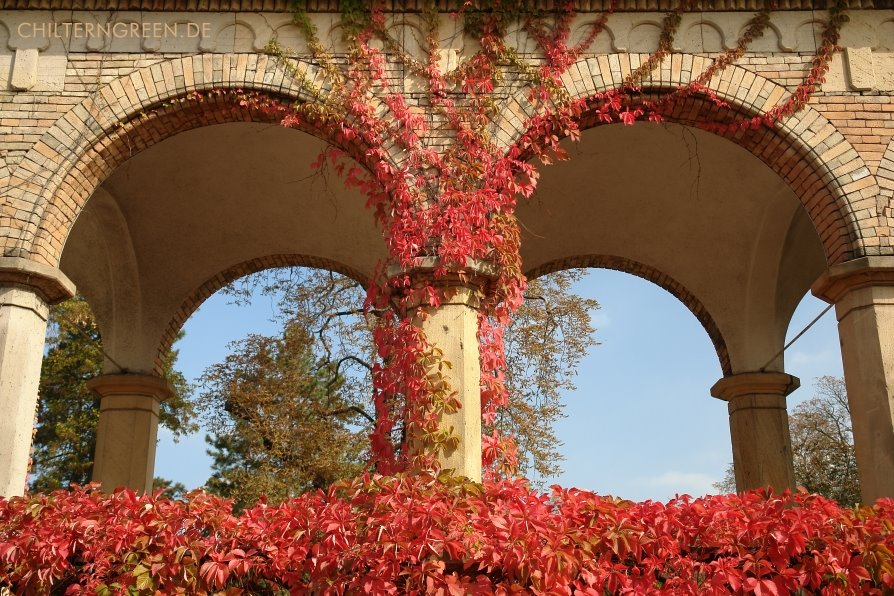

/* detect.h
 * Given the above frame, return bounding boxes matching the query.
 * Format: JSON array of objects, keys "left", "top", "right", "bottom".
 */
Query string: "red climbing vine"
[{"left": 227, "top": 0, "right": 851, "bottom": 477}]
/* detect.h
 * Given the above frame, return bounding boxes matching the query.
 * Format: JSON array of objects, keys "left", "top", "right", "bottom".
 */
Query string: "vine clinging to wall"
[{"left": 233, "top": 0, "right": 849, "bottom": 477}]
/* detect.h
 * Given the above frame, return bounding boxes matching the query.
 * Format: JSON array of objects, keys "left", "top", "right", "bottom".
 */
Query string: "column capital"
[
  {"left": 388, "top": 256, "right": 499, "bottom": 282},
  {"left": 388, "top": 257, "right": 499, "bottom": 309},
  {"left": 87, "top": 374, "right": 174, "bottom": 403},
  {"left": 0, "top": 257, "right": 75, "bottom": 304},
  {"left": 90, "top": 374, "right": 169, "bottom": 493},
  {"left": 711, "top": 372, "right": 800, "bottom": 402},
  {"left": 812, "top": 256, "right": 894, "bottom": 304}
]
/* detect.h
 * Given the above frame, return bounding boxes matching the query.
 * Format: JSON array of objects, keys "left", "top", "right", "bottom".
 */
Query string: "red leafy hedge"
[{"left": 2, "top": 473, "right": 893, "bottom": 594}]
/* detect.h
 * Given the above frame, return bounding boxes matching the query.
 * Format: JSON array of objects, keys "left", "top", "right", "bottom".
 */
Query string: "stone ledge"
[
  {"left": 711, "top": 372, "right": 801, "bottom": 402},
  {"left": 2, "top": 0, "right": 889, "bottom": 11},
  {"left": 812, "top": 255, "right": 894, "bottom": 303},
  {"left": 87, "top": 374, "right": 174, "bottom": 402},
  {"left": 386, "top": 256, "right": 499, "bottom": 282},
  {"left": 0, "top": 256, "right": 75, "bottom": 304}
]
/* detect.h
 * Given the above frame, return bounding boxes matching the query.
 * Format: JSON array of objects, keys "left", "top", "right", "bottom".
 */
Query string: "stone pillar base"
[
  {"left": 711, "top": 372, "right": 799, "bottom": 492},
  {"left": 88, "top": 374, "right": 173, "bottom": 493}
]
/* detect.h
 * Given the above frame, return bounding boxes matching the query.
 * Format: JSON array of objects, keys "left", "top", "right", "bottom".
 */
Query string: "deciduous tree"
[
  {"left": 500, "top": 269, "right": 597, "bottom": 480},
  {"left": 203, "top": 266, "right": 597, "bottom": 501},
  {"left": 789, "top": 375, "right": 859, "bottom": 506}
]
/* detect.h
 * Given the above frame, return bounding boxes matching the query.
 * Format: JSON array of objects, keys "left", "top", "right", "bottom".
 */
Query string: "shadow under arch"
[
  {"left": 153, "top": 254, "right": 368, "bottom": 375},
  {"left": 493, "top": 55, "right": 885, "bottom": 266},
  {"left": 1, "top": 54, "right": 397, "bottom": 267},
  {"left": 526, "top": 255, "right": 731, "bottom": 376}
]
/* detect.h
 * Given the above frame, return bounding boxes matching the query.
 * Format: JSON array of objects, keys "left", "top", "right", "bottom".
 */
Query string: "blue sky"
[{"left": 155, "top": 269, "right": 843, "bottom": 501}]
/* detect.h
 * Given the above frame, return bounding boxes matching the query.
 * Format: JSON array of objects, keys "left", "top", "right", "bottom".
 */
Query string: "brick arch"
[
  {"left": 153, "top": 254, "right": 368, "bottom": 374},
  {"left": 494, "top": 56, "right": 884, "bottom": 265},
  {"left": 877, "top": 137, "right": 894, "bottom": 239},
  {"left": 526, "top": 255, "right": 731, "bottom": 375},
  {"left": 1, "top": 54, "right": 394, "bottom": 267}
]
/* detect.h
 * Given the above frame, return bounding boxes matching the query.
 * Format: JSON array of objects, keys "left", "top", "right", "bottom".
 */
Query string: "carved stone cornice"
[
  {"left": 711, "top": 372, "right": 801, "bottom": 406},
  {"left": 812, "top": 256, "right": 894, "bottom": 304},
  {"left": 87, "top": 373, "right": 174, "bottom": 405},
  {"left": 2, "top": 0, "right": 889, "bottom": 11},
  {"left": 0, "top": 257, "right": 75, "bottom": 304},
  {"left": 387, "top": 257, "right": 499, "bottom": 310},
  {"left": 2, "top": 7, "right": 888, "bottom": 56}
]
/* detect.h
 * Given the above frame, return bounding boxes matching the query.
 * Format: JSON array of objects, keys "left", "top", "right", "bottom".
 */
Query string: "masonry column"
[
  {"left": 0, "top": 257, "right": 75, "bottom": 497},
  {"left": 89, "top": 374, "right": 173, "bottom": 493},
  {"left": 813, "top": 256, "right": 894, "bottom": 503},
  {"left": 711, "top": 372, "right": 798, "bottom": 492},
  {"left": 403, "top": 264, "right": 490, "bottom": 482}
]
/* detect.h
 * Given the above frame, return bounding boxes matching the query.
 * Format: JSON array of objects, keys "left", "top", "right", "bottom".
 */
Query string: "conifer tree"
[{"left": 200, "top": 321, "right": 367, "bottom": 511}]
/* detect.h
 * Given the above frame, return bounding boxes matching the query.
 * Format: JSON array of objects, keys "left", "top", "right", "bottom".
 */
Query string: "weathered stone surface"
[
  {"left": 814, "top": 256, "right": 894, "bottom": 504},
  {"left": 88, "top": 374, "right": 174, "bottom": 494},
  {"left": 846, "top": 47, "right": 875, "bottom": 91},
  {"left": 0, "top": 286, "right": 49, "bottom": 497},
  {"left": 711, "top": 372, "right": 799, "bottom": 493}
]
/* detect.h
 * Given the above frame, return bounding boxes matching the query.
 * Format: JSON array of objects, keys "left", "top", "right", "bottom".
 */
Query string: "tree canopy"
[
  {"left": 199, "top": 321, "right": 367, "bottom": 511},
  {"left": 789, "top": 376, "right": 859, "bottom": 506}
]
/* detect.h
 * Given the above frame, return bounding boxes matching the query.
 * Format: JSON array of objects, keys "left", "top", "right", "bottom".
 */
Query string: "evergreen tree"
[{"left": 200, "top": 321, "right": 366, "bottom": 511}]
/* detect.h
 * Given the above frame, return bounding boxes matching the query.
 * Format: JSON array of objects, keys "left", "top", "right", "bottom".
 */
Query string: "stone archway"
[
  {"left": 495, "top": 57, "right": 885, "bottom": 265},
  {"left": 513, "top": 113, "right": 830, "bottom": 494},
  {"left": 2, "top": 4, "right": 894, "bottom": 503},
  {"left": 0, "top": 58, "right": 391, "bottom": 496},
  {"left": 83, "top": 253, "right": 369, "bottom": 493},
  {"left": 1, "top": 54, "right": 397, "bottom": 267},
  {"left": 504, "top": 61, "right": 893, "bottom": 500}
]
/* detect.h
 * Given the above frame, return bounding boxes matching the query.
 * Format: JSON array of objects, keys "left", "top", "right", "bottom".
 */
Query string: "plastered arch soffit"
[
  {"left": 1, "top": 54, "right": 398, "bottom": 267},
  {"left": 494, "top": 56, "right": 886, "bottom": 265}
]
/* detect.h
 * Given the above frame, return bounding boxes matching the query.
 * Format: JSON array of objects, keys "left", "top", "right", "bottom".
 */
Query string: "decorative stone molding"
[
  {"left": 87, "top": 373, "right": 174, "bottom": 404},
  {"left": 388, "top": 257, "right": 500, "bottom": 310},
  {"left": 0, "top": 256, "right": 75, "bottom": 304},
  {"left": 710, "top": 371, "right": 800, "bottom": 403},
  {"left": 388, "top": 257, "right": 499, "bottom": 282},
  {"left": 812, "top": 255, "right": 894, "bottom": 304},
  {"left": 2, "top": 10, "right": 892, "bottom": 56},
  {"left": 1, "top": 0, "right": 890, "bottom": 11}
]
